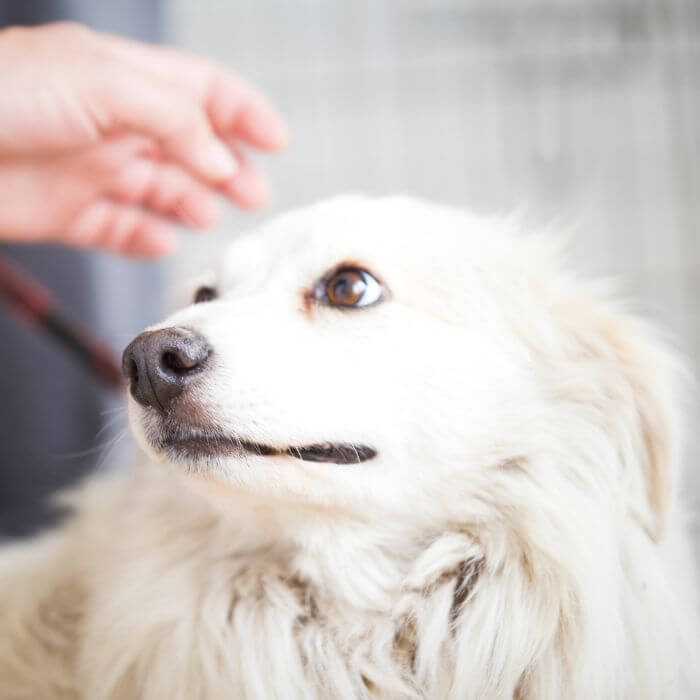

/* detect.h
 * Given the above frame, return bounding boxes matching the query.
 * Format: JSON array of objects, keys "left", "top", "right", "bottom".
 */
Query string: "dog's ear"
[
  {"left": 601, "top": 314, "right": 681, "bottom": 540},
  {"left": 555, "top": 295, "right": 683, "bottom": 542}
]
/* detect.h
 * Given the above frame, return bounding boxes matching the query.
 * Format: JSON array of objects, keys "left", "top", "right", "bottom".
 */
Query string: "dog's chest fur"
[
  {"left": 62, "top": 469, "right": 485, "bottom": 700},
  {"left": 5, "top": 465, "right": 696, "bottom": 700}
]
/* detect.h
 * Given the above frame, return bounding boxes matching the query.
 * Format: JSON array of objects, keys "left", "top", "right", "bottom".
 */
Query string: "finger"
[
  {"left": 110, "top": 157, "right": 221, "bottom": 229},
  {"left": 67, "top": 199, "right": 178, "bottom": 258},
  {"left": 69, "top": 134, "right": 156, "bottom": 179},
  {"left": 207, "top": 74, "right": 290, "bottom": 151},
  {"left": 56, "top": 136, "right": 221, "bottom": 227},
  {"left": 94, "top": 67, "right": 239, "bottom": 184},
  {"left": 102, "top": 36, "right": 290, "bottom": 151},
  {"left": 219, "top": 146, "right": 272, "bottom": 210}
]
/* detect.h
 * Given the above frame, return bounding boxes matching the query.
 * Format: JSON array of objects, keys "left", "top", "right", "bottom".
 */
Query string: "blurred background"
[{"left": 0, "top": 0, "right": 698, "bottom": 536}]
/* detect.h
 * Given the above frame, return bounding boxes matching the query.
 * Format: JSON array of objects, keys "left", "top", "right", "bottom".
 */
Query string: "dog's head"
[{"left": 123, "top": 196, "right": 680, "bottom": 538}]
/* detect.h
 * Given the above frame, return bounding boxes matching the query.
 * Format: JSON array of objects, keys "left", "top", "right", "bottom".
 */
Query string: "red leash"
[{"left": 0, "top": 252, "right": 124, "bottom": 391}]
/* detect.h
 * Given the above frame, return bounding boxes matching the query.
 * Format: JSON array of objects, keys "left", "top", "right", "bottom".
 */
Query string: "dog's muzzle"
[
  {"left": 121, "top": 327, "right": 211, "bottom": 413},
  {"left": 121, "top": 327, "right": 378, "bottom": 466}
]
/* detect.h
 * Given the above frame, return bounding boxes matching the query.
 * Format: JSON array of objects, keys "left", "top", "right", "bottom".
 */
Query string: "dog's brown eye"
[
  {"left": 320, "top": 267, "right": 384, "bottom": 308},
  {"left": 193, "top": 286, "right": 217, "bottom": 304}
]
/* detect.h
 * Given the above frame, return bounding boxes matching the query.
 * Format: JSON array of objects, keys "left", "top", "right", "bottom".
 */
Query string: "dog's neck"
[
  {"left": 183, "top": 469, "right": 474, "bottom": 612},
  {"left": 75, "top": 465, "right": 490, "bottom": 699}
]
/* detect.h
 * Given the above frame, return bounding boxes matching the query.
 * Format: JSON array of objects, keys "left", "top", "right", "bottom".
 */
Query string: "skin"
[{"left": 0, "top": 22, "right": 290, "bottom": 258}]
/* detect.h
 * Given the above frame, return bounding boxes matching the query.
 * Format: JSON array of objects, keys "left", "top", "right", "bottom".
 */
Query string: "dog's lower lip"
[
  {"left": 286, "top": 443, "right": 377, "bottom": 464},
  {"left": 158, "top": 434, "right": 376, "bottom": 465}
]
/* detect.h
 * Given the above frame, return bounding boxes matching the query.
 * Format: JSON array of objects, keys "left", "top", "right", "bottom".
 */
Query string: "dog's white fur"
[{"left": 1, "top": 196, "right": 698, "bottom": 699}]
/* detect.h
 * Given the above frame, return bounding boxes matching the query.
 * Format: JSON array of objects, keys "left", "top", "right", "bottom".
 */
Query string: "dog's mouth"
[{"left": 157, "top": 432, "right": 377, "bottom": 465}]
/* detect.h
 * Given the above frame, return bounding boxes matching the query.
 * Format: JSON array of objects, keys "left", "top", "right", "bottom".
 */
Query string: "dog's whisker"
[
  {"left": 51, "top": 426, "right": 129, "bottom": 463},
  {"left": 99, "top": 405, "right": 127, "bottom": 417},
  {"left": 93, "top": 430, "right": 129, "bottom": 471},
  {"left": 94, "top": 412, "right": 128, "bottom": 441}
]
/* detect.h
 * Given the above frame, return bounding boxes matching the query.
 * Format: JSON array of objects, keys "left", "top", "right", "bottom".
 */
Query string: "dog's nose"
[{"left": 121, "top": 327, "right": 212, "bottom": 412}]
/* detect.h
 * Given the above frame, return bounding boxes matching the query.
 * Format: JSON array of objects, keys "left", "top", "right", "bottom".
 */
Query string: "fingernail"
[{"left": 201, "top": 141, "right": 238, "bottom": 179}]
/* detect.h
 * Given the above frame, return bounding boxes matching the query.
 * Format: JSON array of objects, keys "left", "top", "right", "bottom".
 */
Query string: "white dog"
[{"left": 1, "top": 196, "right": 698, "bottom": 699}]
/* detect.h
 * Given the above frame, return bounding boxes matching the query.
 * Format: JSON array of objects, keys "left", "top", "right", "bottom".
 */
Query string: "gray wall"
[{"left": 165, "top": 0, "right": 700, "bottom": 515}]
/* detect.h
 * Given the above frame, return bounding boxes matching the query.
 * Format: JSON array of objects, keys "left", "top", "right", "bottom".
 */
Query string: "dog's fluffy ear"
[
  {"left": 554, "top": 293, "right": 683, "bottom": 541},
  {"left": 601, "top": 313, "right": 681, "bottom": 540}
]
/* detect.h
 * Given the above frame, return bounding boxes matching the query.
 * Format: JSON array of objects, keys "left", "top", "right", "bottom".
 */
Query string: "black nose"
[{"left": 121, "top": 327, "right": 212, "bottom": 412}]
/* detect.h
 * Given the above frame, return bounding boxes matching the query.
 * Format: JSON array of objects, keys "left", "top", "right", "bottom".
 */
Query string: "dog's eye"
[
  {"left": 193, "top": 286, "right": 217, "bottom": 304},
  {"left": 318, "top": 267, "right": 384, "bottom": 309}
]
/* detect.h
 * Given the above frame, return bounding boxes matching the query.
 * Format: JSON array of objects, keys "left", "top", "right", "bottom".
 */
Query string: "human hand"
[{"left": 0, "top": 23, "right": 289, "bottom": 257}]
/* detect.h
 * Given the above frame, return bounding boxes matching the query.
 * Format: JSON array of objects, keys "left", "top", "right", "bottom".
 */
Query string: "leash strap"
[{"left": 0, "top": 252, "right": 124, "bottom": 391}]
